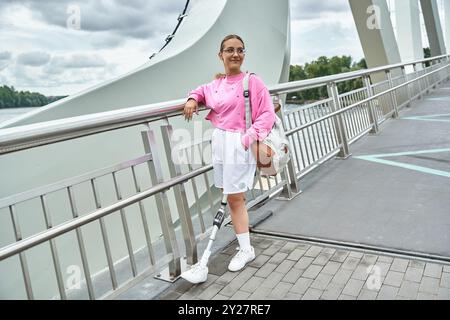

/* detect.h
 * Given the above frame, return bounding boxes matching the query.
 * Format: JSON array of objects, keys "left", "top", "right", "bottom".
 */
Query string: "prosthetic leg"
[{"left": 180, "top": 194, "right": 228, "bottom": 284}]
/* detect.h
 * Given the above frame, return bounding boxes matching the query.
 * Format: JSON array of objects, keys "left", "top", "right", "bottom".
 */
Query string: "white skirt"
[{"left": 211, "top": 128, "right": 257, "bottom": 194}]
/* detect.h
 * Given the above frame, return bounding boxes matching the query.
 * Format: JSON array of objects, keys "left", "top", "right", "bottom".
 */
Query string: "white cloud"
[
  {"left": 17, "top": 51, "right": 51, "bottom": 66},
  {"left": 19, "top": 0, "right": 183, "bottom": 38},
  {"left": 0, "top": 0, "right": 366, "bottom": 95},
  {"left": 0, "top": 51, "right": 12, "bottom": 60},
  {"left": 0, "top": 0, "right": 181, "bottom": 95},
  {"left": 290, "top": 0, "right": 350, "bottom": 21},
  {"left": 47, "top": 54, "right": 106, "bottom": 70},
  {"left": 290, "top": 1, "right": 364, "bottom": 65}
]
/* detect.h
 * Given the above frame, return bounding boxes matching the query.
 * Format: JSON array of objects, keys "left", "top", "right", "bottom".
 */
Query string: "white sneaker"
[
  {"left": 180, "top": 263, "right": 208, "bottom": 284},
  {"left": 228, "top": 246, "right": 255, "bottom": 272}
]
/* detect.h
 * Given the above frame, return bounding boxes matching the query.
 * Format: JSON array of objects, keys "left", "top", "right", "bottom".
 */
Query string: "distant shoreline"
[{"left": 0, "top": 85, "right": 66, "bottom": 108}]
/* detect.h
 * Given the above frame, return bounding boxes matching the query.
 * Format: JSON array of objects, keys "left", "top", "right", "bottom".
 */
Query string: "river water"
[{"left": 0, "top": 107, "right": 40, "bottom": 125}]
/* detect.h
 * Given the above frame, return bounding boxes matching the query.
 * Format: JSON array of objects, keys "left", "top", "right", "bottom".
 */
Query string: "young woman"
[{"left": 183, "top": 34, "right": 275, "bottom": 272}]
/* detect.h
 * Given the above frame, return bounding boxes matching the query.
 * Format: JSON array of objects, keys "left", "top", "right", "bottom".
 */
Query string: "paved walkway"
[
  {"left": 158, "top": 234, "right": 450, "bottom": 300},
  {"left": 254, "top": 83, "right": 450, "bottom": 257}
]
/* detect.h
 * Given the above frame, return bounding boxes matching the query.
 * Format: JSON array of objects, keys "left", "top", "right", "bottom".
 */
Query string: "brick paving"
[{"left": 157, "top": 234, "right": 450, "bottom": 300}]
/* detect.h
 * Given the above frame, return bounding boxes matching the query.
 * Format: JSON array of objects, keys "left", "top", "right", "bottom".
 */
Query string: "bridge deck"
[{"left": 253, "top": 84, "right": 450, "bottom": 258}]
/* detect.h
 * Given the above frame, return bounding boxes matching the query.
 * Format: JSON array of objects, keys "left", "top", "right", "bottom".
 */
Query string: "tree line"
[
  {"left": 0, "top": 85, "right": 66, "bottom": 108},
  {"left": 287, "top": 55, "right": 367, "bottom": 103},
  {"left": 288, "top": 48, "right": 431, "bottom": 104}
]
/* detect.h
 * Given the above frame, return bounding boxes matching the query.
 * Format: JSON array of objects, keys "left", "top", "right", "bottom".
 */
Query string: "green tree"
[
  {"left": 0, "top": 85, "right": 67, "bottom": 108},
  {"left": 288, "top": 55, "right": 367, "bottom": 103},
  {"left": 423, "top": 47, "right": 431, "bottom": 67}
]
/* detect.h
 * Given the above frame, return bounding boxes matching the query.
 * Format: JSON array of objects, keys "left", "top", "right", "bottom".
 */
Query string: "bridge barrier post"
[
  {"left": 160, "top": 121, "right": 197, "bottom": 266},
  {"left": 327, "top": 82, "right": 351, "bottom": 159},
  {"left": 447, "top": 56, "right": 450, "bottom": 81},
  {"left": 423, "top": 62, "right": 431, "bottom": 93},
  {"left": 276, "top": 95, "right": 302, "bottom": 200},
  {"left": 141, "top": 128, "right": 182, "bottom": 281},
  {"left": 401, "top": 66, "right": 412, "bottom": 108},
  {"left": 413, "top": 63, "right": 423, "bottom": 99},
  {"left": 385, "top": 70, "right": 399, "bottom": 118},
  {"left": 363, "top": 75, "right": 379, "bottom": 134}
]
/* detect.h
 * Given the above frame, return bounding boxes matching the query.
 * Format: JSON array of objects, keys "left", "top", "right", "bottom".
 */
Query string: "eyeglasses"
[{"left": 222, "top": 47, "right": 246, "bottom": 55}]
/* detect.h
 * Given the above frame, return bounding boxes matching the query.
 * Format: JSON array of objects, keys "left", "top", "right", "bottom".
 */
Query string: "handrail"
[
  {"left": 269, "top": 54, "right": 449, "bottom": 94},
  {"left": 0, "top": 54, "right": 448, "bottom": 156},
  {"left": 0, "top": 163, "right": 212, "bottom": 261},
  {"left": 285, "top": 62, "right": 450, "bottom": 136},
  {"left": 0, "top": 154, "right": 152, "bottom": 209},
  {"left": 0, "top": 99, "right": 186, "bottom": 154}
]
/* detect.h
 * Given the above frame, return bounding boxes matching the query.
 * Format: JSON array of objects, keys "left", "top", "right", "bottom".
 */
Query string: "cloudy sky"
[{"left": 0, "top": 0, "right": 440, "bottom": 96}]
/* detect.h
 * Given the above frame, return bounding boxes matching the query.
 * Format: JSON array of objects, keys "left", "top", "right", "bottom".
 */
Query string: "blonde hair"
[
  {"left": 215, "top": 34, "right": 245, "bottom": 79},
  {"left": 215, "top": 73, "right": 226, "bottom": 79}
]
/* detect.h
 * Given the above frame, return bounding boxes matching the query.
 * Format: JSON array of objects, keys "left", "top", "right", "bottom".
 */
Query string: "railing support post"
[
  {"left": 141, "top": 127, "right": 182, "bottom": 282},
  {"left": 423, "top": 62, "right": 431, "bottom": 93},
  {"left": 447, "top": 56, "right": 450, "bottom": 81},
  {"left": 401, "top": 67, "right": 412, "bottom": 108},
  {"left": 433, "top": 59, "right": 440, "bottom": 88},
  {"left": 160, "top": 121, "right": 197, "bottom": 266},
  {"left": 275, "top": 95, "right": 302, "bottom": 200},
  {"left": 385, "top": 70, "right": 399, "bottom": 118},
  {"left": 363, "top": 75, "right": 379, "bottom": 134},
  {"left": 413, "top": 63, "right": 423, "bottom": 99},
  {"left": 277, "top": 160, "right": 302, "bottom": 201},
  {"left": 439, "top": 59, "right": 446, "bottom": 84},
  {"left": 327, "top": 82, "right": 351, "bottom": 159}
]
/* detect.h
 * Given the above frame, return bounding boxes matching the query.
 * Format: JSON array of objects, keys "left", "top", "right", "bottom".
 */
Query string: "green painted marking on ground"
[
  {"left": 356, "top": 148, "right": 450, "bottom": 158},
  {"left": 354, "top": 148, "right": 450, "bottom": 178},
  {"left": 403, "top": 113, "right": 450, "bottom": 123},
  {"left": 425, "top": 96, "right": 450, "bottom": 101}
]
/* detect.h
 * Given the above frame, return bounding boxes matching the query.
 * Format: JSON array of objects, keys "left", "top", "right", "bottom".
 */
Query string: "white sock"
[{"left": 236, "top": 232, "right": 251, "bottom": 251}]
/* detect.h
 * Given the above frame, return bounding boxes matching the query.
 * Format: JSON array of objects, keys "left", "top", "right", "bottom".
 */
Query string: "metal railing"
[{"left": 0, "top": 53, "right": 449, "bottom": 299}]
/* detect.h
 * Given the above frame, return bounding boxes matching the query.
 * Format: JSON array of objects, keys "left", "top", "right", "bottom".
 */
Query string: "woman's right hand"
[{"left": 183, "top": 98, "right": 198, "bottom": 121}]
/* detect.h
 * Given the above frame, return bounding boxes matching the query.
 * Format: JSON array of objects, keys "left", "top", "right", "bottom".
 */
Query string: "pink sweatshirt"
[{"left": 187, "top": 72, "right": 276, "bottom": 149}]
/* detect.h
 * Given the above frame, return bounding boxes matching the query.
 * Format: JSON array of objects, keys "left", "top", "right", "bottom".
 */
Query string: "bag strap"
[{"left": 243, "top": 72, "right": 255, "bottom": 130}]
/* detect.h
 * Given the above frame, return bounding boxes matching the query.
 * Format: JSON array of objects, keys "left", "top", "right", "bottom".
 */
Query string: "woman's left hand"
[{"left": 183, "top": 98, "right": 198, "bottom": 121}]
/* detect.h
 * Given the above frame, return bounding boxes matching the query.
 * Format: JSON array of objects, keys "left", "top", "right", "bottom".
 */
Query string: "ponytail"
[{"left": 215, "top": 73, "right": 226, "bottom": 79}]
